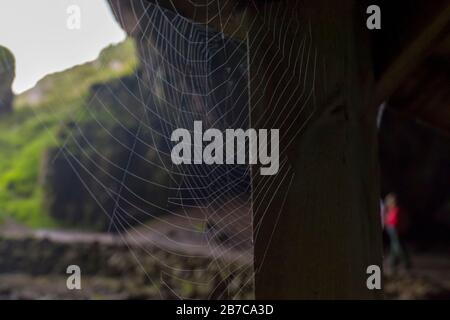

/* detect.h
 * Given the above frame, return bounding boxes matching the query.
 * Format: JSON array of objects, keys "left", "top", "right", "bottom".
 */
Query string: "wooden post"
[{"left": 246, "top": 0, "right": 383, "bottom": 299}]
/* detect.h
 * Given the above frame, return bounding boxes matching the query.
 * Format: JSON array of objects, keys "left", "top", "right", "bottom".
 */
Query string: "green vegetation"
[
  {"left": 0, "top": 39, "right": 138, "bottom": 228},
  {"left": 43, "top": 60, "right": 172, "bottom": 231}
]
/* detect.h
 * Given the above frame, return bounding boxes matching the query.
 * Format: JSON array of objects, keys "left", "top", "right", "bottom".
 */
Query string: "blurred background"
[
  {"left": 0, "top": 0, "right": 448, "bottom": 299},
  {"left": 0, "top": 0, "right": 254, "bottom": 300}
]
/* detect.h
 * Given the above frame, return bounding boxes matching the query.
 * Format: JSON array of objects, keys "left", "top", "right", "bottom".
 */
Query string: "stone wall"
[{"left": 0, "top": 235, "right": 253, "bottom": 299}]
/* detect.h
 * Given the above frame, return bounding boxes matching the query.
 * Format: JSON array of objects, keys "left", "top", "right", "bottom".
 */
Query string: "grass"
[{"left": 0, "top": 38, "right": 138, "bottom": 228}]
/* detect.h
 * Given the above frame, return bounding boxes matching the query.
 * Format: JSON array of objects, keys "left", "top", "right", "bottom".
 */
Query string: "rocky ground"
[
  {"left": 384, "top": 252, "right": 450, "bottom": 299},
  {"left": 0, "top": 219, "right": 449, "bottom": 299},
  {"left": 0, "top": 214, "right": 254, "bottom": 300}
]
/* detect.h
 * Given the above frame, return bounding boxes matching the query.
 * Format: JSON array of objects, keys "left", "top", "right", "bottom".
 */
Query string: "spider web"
[{"left": 11, "top": 0, "right": 317, "bottom": 299}]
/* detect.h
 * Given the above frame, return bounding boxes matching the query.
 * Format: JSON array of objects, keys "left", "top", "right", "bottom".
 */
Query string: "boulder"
[{"left": 0, "top": 45, "right": 15, "bottom": 114}]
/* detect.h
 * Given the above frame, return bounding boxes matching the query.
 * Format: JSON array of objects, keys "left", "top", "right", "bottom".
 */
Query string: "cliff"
[{"left": 0, "top": 45, "right": 15, "bottom": 114}]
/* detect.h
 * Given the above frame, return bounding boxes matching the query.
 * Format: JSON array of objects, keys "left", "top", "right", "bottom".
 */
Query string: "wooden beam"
[
  {"left": 374, "top": 2, "right": 450, "bottom": 106},
  {"left": 245, "top": 0, "right": 383, "bottom": 298}
]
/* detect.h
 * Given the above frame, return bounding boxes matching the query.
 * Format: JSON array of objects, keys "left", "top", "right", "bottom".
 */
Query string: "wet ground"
[
  {"left": 384, "top": 252, "right": 450, "bottom": 299},
  {"left": 0, "top": 219, "right": 449, "bottom": 299}
]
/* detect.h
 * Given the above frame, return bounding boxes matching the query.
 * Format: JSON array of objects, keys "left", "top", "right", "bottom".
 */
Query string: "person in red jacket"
[{"left": 384, "top": 193, "right": 411, "bottom": 273}]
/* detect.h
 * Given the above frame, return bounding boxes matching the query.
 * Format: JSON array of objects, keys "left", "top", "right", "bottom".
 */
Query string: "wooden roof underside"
[{"left": 371, "top": 0, "right": 450, "bottom": 133}]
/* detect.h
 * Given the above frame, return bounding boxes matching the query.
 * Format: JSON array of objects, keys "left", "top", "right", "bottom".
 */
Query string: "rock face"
[
  {"left": 42, "top": 75, "right": 173, "bottom": 231},
  {"left": 0, "top": 45, "right": 15, "bottom": 114},
  {"left": 106, "top": 1, "right": 253, "bottom": 253}
]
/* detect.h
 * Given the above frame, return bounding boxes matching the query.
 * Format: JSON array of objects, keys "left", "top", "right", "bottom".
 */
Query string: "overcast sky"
[{"left": 0, "top": 0, "right": 126, "bottom": 93}]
